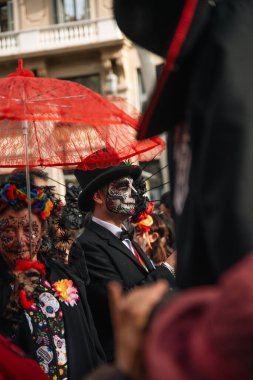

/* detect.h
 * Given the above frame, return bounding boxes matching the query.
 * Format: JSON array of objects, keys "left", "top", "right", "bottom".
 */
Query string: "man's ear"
[
  {"left": 149, "top": 231, "right": 159, "bottom": 243},
  {"left": 93, "top": 189, "right": 104, "bottom": 205}
]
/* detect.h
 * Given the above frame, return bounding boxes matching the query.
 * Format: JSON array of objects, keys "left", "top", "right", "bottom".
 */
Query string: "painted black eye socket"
[
  {"left": 3, "top": 228, "right": 14, "bottom": 234},
  {"left": 116, "top": 181, "right": 130, "bottom": 190},
  {"left": 118, "top": 186, "right": 129, "bottom": 191}
]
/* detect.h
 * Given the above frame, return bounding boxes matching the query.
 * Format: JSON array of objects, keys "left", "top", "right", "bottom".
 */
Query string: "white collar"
[{"left": 92, "top": 216, "right": 122, "bottom": 238}]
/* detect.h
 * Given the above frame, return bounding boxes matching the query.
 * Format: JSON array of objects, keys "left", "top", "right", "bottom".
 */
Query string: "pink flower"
[{"left": 43, "top": 280, "right": 51, "bottom": 289}]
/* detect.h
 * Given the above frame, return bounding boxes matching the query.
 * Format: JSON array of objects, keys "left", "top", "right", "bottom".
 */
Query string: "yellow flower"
[
  {"left": 52, "top": 279, "right": 79, "bottom": 306},
  {"left": 53, "top": 279, "right": 72, "bottom": 300}
]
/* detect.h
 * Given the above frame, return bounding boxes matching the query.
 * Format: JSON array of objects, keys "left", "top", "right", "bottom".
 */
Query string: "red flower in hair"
[
  {"left": 135, "top": 201, "right": 155, "bottom": 223},
  {"left": 137, "top": 215, "right": 154, "bottom": 233}
]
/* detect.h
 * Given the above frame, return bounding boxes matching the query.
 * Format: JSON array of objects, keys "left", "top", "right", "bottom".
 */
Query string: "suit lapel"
[{"left": 88, "top": 221, "right": 150, "bottom": 272}]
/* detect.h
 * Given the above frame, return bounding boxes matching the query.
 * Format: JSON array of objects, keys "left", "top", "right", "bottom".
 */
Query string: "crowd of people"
[
  {"left": 0, "top": 163, "right": 176, "bottom": 379},
  {"left": 1, "top": 0, "right": 253, "bottom": 379}
]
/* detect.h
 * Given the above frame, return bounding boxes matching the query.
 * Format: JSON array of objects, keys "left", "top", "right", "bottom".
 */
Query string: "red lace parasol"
[{"left": 0, "top": 60, "right": 164, "bottom": 169}]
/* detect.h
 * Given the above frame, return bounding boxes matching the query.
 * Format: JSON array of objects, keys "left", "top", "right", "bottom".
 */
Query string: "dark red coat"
[{"left": 0, "top": 335, "right": 49, "bottom": 380}]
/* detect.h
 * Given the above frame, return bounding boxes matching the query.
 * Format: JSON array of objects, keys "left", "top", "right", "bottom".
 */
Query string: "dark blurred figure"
[{"left": 113, "top": 0, "right": 253, "bottom": 288}]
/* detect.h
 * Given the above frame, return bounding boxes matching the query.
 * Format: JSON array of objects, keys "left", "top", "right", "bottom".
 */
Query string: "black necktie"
[{"left": 119, "top": 228, "right": 134, "bottom": 241}]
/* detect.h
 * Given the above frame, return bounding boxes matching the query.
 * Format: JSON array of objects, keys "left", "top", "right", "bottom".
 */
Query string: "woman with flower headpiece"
[
  {"left": 0, "top": 181, "right": 105, "bottom": 380},
  {"left": 134, "top": 213, "right": 176, "bottom": 272}
]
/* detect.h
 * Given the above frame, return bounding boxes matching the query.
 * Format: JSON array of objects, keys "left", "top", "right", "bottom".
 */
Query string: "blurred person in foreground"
[
  {"left": 84, "top": 251, "right": 253, "bottom": 380},
  {"left": 0, "top": 334, "right": 49, "bottom": 380},
  {"left": 113, "top": 0, "right": 253, "bottom": 288}
]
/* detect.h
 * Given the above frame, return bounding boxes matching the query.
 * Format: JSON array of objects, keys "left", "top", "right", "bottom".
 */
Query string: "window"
[
  {"left": 0, "top": 0, "right": 14, "bottom": 33},
  {"left": 137, "top": 68, "right": 148, "bottom": 112},
  {"left": 54, "top": 0, "right": 90, "bottom": 24},
  {"left": 63, "top": 74, "right": 101, "bottom": 94}
]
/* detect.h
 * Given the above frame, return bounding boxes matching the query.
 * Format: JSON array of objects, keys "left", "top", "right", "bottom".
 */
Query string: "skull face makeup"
[
  {"left": 106, "top": 176, "right": 137, "bottom": 215},
  {"left": 0, "top": 208, "right": 43, "bottom": 269}
]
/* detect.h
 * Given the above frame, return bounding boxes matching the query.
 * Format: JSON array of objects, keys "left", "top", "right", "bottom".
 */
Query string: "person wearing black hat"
[
  {"left": 70, "top": 163, "right": 175, "bottom": 362},
  {"left": 113, "top": 0, "right": 253, "bottom": 289}
]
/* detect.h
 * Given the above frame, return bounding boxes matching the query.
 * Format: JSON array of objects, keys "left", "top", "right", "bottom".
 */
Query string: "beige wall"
[
  {"left": 94, "top": 0, "right": 113, "bottom": 18},
  {"left": 18, "top": 0, "right": 52, "bottom": 30},
  {"left": 47, "top": 51, "right": 102, "bottom": 79}
]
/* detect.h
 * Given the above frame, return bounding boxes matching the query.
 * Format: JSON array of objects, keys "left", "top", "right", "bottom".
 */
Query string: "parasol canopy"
[{"left": 0, "top": 60, "right": 165, "bottom": 169}]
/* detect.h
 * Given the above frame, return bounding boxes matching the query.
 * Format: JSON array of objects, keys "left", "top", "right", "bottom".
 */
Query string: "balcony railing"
[{"left": 0, "top": 17, "right": 123, "bottom": 57}]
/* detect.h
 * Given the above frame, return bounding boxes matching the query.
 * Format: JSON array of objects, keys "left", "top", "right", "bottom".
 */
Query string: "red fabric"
[
  {"left": 0, "top": 61, "right": 165, "bottom": 169},
  {"left": 0, "top": 335, "right": 49, "bottom": 379},
  {"left": 145, "top": 252, "right": 253, "bottom": 380},
  {"left": 135, "top": 201, "right": 155, "bottom": 223},
  {"left": 15, "top": 260, "right": 46, "bottom": 276}
]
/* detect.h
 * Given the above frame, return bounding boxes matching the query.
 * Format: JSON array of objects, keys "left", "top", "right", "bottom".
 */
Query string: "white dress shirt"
[{"left": 92, "top": 216, "right": 135, "bottom": 255}]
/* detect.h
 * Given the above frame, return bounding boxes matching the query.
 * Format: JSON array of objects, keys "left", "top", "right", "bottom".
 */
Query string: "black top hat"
[
  {"left": 75, "top": 164, "right": 142, "bottom": 212},
  {"left": 114, "top": 0, "right": 212, "bottom": 138}
]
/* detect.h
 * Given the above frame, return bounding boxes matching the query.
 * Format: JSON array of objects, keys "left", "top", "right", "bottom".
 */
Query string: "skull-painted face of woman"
[
  {"left": 0, "top": 208, "right": 43, "bottom": 269},
  {"left": 106, "top": 176, "right": 137, "bottom": 215}
]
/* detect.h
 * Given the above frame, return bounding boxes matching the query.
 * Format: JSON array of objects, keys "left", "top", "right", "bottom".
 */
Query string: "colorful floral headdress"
[{"left": 0, "top": 183, "right": 53, "bottom": 220}]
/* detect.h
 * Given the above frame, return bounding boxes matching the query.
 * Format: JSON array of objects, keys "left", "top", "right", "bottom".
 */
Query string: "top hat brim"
[
  {"left": 114, "top": 0, "right": 211, "bottom": 139},
  {"left": 76, "top": 165, "right": 142, "bottom": 212}
]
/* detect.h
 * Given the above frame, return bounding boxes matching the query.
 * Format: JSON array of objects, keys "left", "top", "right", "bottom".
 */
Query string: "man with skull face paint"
[{"left": 71, "top": 163, "right": 175, "bottom": 361}]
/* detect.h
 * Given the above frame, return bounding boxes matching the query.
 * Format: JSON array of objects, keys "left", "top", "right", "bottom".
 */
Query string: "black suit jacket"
[{"left": 70, "top": 220, "right": 175, "bottom": 361}]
